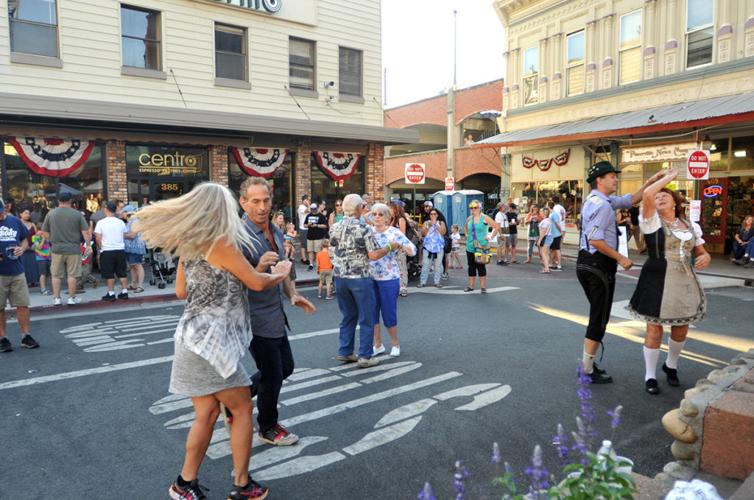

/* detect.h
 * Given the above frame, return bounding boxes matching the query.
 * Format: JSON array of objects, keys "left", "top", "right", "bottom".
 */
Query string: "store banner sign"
[
  {"left": 8, "top": 136, "right": 95, "bottom": 177},
  {"left": 209, "top": 0, "right": 281, "bottom": 13},
  {"left": 522, "top": 148, "right": 570, "bottom": 171},
  {"left": 313, "top": 151, "right": 362, "bottom": 181},
  {"left": 127, "top": 146, "right": 207, "bottom": 176},
  {"left": 689, "top": 200, "right": 702, "bottom": 222},
  {"left": 232, "top": 147, "right": 288, "bottom": 178},
  {"left": 621, "top": 142, "right": 697, "bottom": 163}
]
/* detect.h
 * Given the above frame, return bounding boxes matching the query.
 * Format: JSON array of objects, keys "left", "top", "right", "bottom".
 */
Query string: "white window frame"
[
  {"left": 618, "top": 9, "right": 643, "bottom": 85},
  {"left": 214, "top": 23, "right": 248, "bottom": 82},
  {"left": 522, "top": 46, "right": 539, "bottom": 105},
  {"left": 566, "top": 30, "right": 585, "bottom": 97},
  {"left": 685, "top": 0, "right": 715, "bottom": 69},
  {"left": 338, "top": 46, "right": 363, "bottom": 98},
  {"left": 289, "top": 36, "right": 317, "bottom": 91},
  {"left": 120, "top": 4, "right": 163, "bottom": 71},
  {"left": 8, "top": 0, "right": 60, "bottom": 58}
]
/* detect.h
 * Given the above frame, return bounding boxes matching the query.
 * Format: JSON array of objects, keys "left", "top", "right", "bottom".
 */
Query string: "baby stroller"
[
  {"left": 147, "top": 249, "right": 177, "bottom": 289},
  {"left": 407, "top": 252, "right": 421, "bottom": 281}
]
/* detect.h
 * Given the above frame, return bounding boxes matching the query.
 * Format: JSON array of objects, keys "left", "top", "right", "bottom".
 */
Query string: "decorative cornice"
[
  {"left": 665, "top": 40, "right": 678, "bottom": 50},
  {"left": 553, "top": 72, "right": 562, "bottom": 80},
  {"left": 746, "top": 17, "right": 754, "bottom": 30},
  {"left": 603, "top": 57, "right": 614, "bottom": 67},
  {"left": 586, "top": 63, "right": 597, "bottom": 71},
  {"left": 717, "top": 25, "right": 733, "bottom": 36},
  {"left": 539, "top": 76, "right": 549, "bottom": 83},
  {"left": 511, "top": 84, "right": 520, "bottom": 91},
  {"left": 644, "top": 46, "right": 656, "bottom": 56}
]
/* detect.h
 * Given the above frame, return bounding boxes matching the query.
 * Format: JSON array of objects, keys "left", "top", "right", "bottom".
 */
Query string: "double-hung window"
[
  {"left": 522, "top": 47, "right": 539, "bottom": 105},
  {"left": 686, "top": 0, "right": 714, "bottom": 68},
  {"left": 121, "top": 5, "right": 161, "bottom": 70},
  {"left": 215, "top": 24, "right": 247, "bottom": 81},
  {"left": 566, "top": 31, "right": 585, "bottom": 96},
  {"left": 289, "top": 37, "right": 316, "bottom": 91},
  {"left": 8, "top": 0, "right": 58, "bottom": 57},
  {"left": 619, "top": 10, "right": 642, "bottom": 84},
  {"left": 339, "top": 47, "right": 362, "bottom": 97}
]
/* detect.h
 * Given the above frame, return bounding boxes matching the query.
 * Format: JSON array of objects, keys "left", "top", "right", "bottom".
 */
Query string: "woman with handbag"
[
  {"left": 418, "top": 208, "right": 447, "bottom": 288},
  {"left": 464, "top": 201, "right": 500, "bottom": 293}
]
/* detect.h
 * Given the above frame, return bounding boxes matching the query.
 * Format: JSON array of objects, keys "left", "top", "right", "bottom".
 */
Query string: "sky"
[{"left": 381, "top": 0, "right": 506, "bottom": 108}]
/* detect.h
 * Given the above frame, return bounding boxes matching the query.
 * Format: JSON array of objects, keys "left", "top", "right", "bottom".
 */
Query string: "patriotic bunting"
[
  {"left": 231, "top": 147, "right": 289, "bottom": 178},
  {"left": 8, "top": 137, "right": 95, "bottom": 177},
  {"left": 313, "top": 151, "right": 362, "bottom": 181},
  {"left": 522, "top": 148, "right": 570, "bottom": 171}
]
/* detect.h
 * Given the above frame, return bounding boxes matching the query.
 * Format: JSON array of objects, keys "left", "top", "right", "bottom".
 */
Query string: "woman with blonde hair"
[{"left": 136, "top": 182, "right": 290, "bottom": 500}]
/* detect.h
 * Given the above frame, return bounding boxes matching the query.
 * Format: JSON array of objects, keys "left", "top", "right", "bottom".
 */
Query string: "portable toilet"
[
  {"left": 450, "top": 190, "right": 484, "bottom": 233},
  {"left": 431, "top": 190, "right": 454, "bottom": 227}
]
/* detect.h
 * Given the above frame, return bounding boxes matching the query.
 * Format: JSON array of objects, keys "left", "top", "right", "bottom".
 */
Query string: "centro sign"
[
  {"left": 138, "top": 152, "right": 200, "bottom": 168},
  {"left": 211, "top": 0, "right": 282, "bottom": 13}
]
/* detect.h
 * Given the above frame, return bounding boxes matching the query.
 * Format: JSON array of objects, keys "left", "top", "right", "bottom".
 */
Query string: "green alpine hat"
[{"left": 587, "top": 161, "right": 621, "bottom": 183}]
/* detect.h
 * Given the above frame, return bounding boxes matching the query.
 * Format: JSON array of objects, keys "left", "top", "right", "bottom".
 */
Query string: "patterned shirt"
[
  {"left": 369, "top": 226, "right": 415, "bottom": 281},
  {"left": 31, "top": 234, "right": 51, "bottom": 260},
  {"left": 579, "top": 190, "right": 633, "bottom": 253},
  {"left": 329, "top": 216, "right": 378, "bottom": 279}
]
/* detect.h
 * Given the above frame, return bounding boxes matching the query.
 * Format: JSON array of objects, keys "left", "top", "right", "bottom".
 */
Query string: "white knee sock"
[
  {"left": 643, "top": 346, "right": 660, "bottom": 381},
  {"left": 582, "top": 350, "right": 595, "bottom": 374},
  {"left": 666, "top": 339, "right": 686, "bottom": 369}
]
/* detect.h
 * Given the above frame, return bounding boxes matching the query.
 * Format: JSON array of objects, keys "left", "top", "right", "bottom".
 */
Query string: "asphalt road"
[{"left": 2, "top": 263, "right": 753, "bottom": 500}]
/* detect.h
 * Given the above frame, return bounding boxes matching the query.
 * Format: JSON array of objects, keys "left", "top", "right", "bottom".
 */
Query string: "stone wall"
[
  {"left": 105, "top": 140, "right": 127, "bottom": 202},
  {"left": 294, "top": 141, "right": 313, "bottom": 206},
  {"left": 209, "top": 145, "right": 229, "bottom": 187},
  {"left": 366, "top": 143, "right": 385, "bottom": 202}
]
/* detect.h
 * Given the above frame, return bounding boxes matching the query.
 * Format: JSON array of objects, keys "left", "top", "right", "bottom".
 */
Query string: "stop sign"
[
  {"left": 404, "top": 163, "right": 426, "bottom": 184},
  {"left": 687, "top": 150, "right": 710, "bottom": 180}
]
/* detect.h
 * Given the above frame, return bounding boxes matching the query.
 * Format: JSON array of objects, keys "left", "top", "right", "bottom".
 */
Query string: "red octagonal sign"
[
  {"left": 687, "top": 150, "right": 710, "bottom": 180},
  {"left": 404, "top": 163, "right": 426, "bottom": 184}
]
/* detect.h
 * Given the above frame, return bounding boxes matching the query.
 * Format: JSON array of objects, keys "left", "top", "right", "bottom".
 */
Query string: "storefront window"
[
  {"left": 510, "top": 179, "right": 583, "bottom": 223},
  {"left": 730, "top": 137, "right": 754, "bottom": 171},
  {"left": 2, "top": 141, "right": 104, "bottom": 221},
  {"left": 125, "top": 144, "right": 209, "bottom": 206},
  {"left": 310, "top": 155, "right": 365, "bottom": 213},
  {"left": 228, "top": 153, "right": 295, "bottom": 221}
]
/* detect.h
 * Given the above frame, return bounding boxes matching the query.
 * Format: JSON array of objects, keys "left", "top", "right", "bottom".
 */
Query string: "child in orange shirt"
[{"left": 316, "top": 239, "right": 334, "bottom": 299}]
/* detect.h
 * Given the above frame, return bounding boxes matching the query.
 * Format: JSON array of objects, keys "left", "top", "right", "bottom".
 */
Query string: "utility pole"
[{"left": 447, "top": 9, "right": 458, "bottom": 180}]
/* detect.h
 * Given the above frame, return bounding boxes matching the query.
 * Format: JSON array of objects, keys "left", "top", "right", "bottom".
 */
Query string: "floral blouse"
[{"left": 369, "top": 226, "right": 416, "bottom": 281}]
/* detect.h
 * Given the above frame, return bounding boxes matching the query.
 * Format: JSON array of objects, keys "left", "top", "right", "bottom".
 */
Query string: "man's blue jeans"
[{"left": 335, "top": 277, "right": 376, "bottom": 359}]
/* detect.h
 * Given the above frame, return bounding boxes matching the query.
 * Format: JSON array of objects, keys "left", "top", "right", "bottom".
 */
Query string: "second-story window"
[
  {"left": 121, "top": 5, "right": 161, "bottom": 70},
  {"left": 566, "top": 31, "right": 585, "bottom": 96},
  {"left": 8, "top": 0, "right": 58, "bottom": 57},
  {"left": 619, "top": 10, "right": 642, "bottom": 85},
  {"left": 522, "top": 46, "right": 539, "bottom": 105},
  {"left": 686, "top": 0, "right": 714, "bottom": 68},
  {"left": 339, "top": 47, "right": 362, "bottom": 97},
  {"left": 289, "top": 37, "right": 315, "bottom": 91},
  {"left": 215, "top": 24, "right": 247, "bottom": 81}
]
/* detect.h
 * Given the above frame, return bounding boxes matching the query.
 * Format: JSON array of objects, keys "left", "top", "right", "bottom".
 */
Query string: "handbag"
[{"left": 469, "top": 216, "right": 491, "bottom": 264}]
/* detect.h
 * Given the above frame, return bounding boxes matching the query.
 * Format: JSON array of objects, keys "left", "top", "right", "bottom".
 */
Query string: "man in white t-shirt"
[
  {"left": 297, "top": 195, "right": 310, "bottom": 264},
  {"left": 94, "top": 201, "right": 128, "bottom": 301},
  {"left": 551, "top": 196, "right": 567, "bottom": 269},
  {"left": 494, "top": 202, "right": 509, "bottom": 265}
]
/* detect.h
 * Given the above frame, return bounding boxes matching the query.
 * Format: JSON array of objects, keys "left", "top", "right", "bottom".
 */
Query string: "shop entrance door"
[{"left": 150, "top": 178, "right": 198, "bottom": 201}]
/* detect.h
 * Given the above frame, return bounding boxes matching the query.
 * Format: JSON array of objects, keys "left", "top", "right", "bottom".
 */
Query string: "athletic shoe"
[
  {"left": 357, "top": 357, "right": 379, "bottom": 368},
  {"left": 497, "top": 261, "right": 508, "bottom": 266},
  {"left": 20, "top": 334, "right": 39, "bottom": 349},
  {"left": 390, "top": 346, "right": 401, "bottom": 357},
  {"left": 0, "top": 337, "right": 12, "bottom": 353},
  {"left": 41, "top": 289, "right": 50, "bottom": 295},
  {"left": 645, "top": 378, "right": 660, "bottom": 395},
  {"left": 551, "top": 266, "right": 563, "bottom": 272},
  {"left": 435, "top": 283, "right": 443, "bottom": 288},
  {"left": 67, "top": 296, "right": 81, "bottom": 306},
  {"left": 53, "top": 297, "right": 62, "bottom": 306},
  {"left": 168, "top": 479, "right": 208, "bottom": 500},
  {"left": 325, "top": 295, "right": 334, "bottom": 300},
  {"left": 258, "top": 424, "right": 299, "bottom": 446},
  {"left": 441, "top": 272, "right": 449, "bottom": 280},
  {"left": 662, "top": 363, "right": 680, "bottom": 386},
  {"left": 102, "top": 293, "right": 116, "bottom": 302},
  {"left": 308, "top": 265, "right": 314, "bottom": 271},
  {"left": 227, "top": 479, "right": 269, "bottom": 500},
  {"left": 373, "top": 344, "right": 386, "bottom": 356},
  {"left": 588, "top": 370, "right": 613, "bottom": 384},
  {"left": 336, "top": 354, "right": 358, "bottom": 363},
  {"left": 117, "top": 291, "right": 129, "bottom": 300}
]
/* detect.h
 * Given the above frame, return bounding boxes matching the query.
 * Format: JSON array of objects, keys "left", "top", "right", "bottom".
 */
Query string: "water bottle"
[{"left": 5, "top": 246, "right": 19, "bottom": 260}]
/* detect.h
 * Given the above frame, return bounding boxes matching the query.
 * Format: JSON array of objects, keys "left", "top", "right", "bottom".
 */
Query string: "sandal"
[
  {"left": 134, "top": 287, "right": 145, "bottom": 293},
  {"left": 540, "top": 270, "right": 551, "bottom": 274},
  {"left": 464, "top": 287, "right": 474, "bottom": 292},
  {"left": 399, "top": 290, "right": 408, "bottom": 297},
  {"left": 127, "top": 285, "right": 137, "bottom": 291}
]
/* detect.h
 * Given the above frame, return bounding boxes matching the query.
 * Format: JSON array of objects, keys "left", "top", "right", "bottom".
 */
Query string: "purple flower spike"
[
  {"left": 552, "top": 424, "right": 569, "bottom": 460},
  {"left": 524, "top": 445, "right": 550, "bottom": 496},
  {"left": 504, "top": 461, "right": 513, "bottom": 475},
  {"left": 607, "top": 405, "right": 623, "bottom": 429},
  {"left": 417, "top": 482, "right": 436, "bottom": 500},
  {"left": 491, "top": 442, "right": 501, "bottom": 464},
  {"left": 453, "top": 460, "right": 470, "bottom": 500}
]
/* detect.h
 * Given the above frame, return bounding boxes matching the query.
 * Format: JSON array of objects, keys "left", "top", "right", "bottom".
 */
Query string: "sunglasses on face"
[{"left": 469, "top": 205, "right": 480, "bottom": 209}]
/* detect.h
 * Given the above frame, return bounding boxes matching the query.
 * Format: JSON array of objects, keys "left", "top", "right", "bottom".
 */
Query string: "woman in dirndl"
[{"left": 627, "top": 168, "right": 711, "bottom": 395}]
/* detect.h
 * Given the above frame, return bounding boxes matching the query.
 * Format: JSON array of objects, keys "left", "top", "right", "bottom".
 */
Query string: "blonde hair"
[
  {"left": 370, "top": 202, "right": 391, "bottom": 219},
  {"left": 134, "top": 182, "right": 254, "bottom": 260}
]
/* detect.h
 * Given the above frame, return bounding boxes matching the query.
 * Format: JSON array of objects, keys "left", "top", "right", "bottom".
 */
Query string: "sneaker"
[
  {"left": 67, "top": 296, "right": 81, "bottom": 306},
  {"left": 662, "top": 363, "right": 680, "bottom": 386},
  {"left": 117, "top": 291, "right": 129, "bottom": 300},
  {"left": 20, "top": 334, "right": 39, "bottom": 349},
  {"left": 41, "top": 289, "right": 50, "bottom": 295},
  {"left": 357, "top": 357, "right": 379, "bottom": 368},
  {"left": 497, "top": 261, "right": 508, "bottom": 266},
  {"left": 645, "top": 378, "right": 660, "bottom": 395},
  {"left": 101, "top": 293, "right": 116, "bottom": 302},
  {"left": 373, "top": 344, "right": 386, "bottom": 356},
  {"left": 551, "top": 265, "right": 563, "bottom": 272},
  {"left": 588, "top": 370, "right": 614, "bottom": 384},
  {"left": 227, "top": 479, "right": 269, "bottom": 500},
  {"left": 336, "top": 353, "right": 358, "bottom": 363},
  {"left": 441, "top": 272, "right": 449, "bottom": 281},
  {"left": 416, "top": 283, "right": 424, "bottom": 288},
  {"left": 434, "top": 283, "right": 443, "bottom": 288},
  {"left": 325, "top": 295, "right": 334, "bottom": 300},
  {"left": 53, "top": 297, "right": 62, "bottom": 306},
  {"left": 0, "top": 337, "right": 12, "bottom": 353},
  {"left": 168, "top": 479, "right": 208, "bottom": 500},
  {"left": 390, "top": 346, "right": 401, "bottom": 357},
  {"left": 258, "top": 424, "right": 299, "bottom": 446}
]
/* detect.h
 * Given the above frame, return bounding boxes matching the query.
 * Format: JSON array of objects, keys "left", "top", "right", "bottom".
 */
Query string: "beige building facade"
[
  {"left": 0, "top": 0, "right": 415, "bottom": 221},
  {"left": 487, "top": 0, "right": 754, "bottom": 253}
]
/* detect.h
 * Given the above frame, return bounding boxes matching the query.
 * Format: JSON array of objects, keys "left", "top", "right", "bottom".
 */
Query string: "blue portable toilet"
[
  {"left": 451, "top": 190, "right": 484, "bottom": 234},
  {"left": 431, "top": 190, "right": 454, "bottom": 227}
]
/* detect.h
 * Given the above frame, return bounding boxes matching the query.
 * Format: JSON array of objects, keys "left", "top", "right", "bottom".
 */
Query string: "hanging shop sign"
[
  {"left": 232, "top": 147, "right": 288, "bottom": 178},
  {"left": 126, "top": 145, "right": 208, "bottom": 176},
  {"left": 522, "top": 148, "right": 570, "bottom": 171},
  {"left": 621, "top": 142, "right": 697, "bottom": 164},
  {"left": 8, "top": 136, "right": 95, "bottom": 177},
  {"left": 313, "top": 151, "right": 362, "bottom": 181},
  {"left": 445, "top": 176, "right": 455, "bottom": 191},
  {"left": 210, "top": 0, "right": 282, "bottom": 13},
  {"left": 703, "top": 184, "right": 723, "bottom": 198},
  {"left": 404, "top": 163, "right": 426, "bottom": 184},
  {"left": 687, "top": 150, "right": 710, "bottom": 180}
]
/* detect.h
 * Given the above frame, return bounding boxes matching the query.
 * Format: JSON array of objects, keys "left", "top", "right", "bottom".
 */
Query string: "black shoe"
[
  {"left": 307, "top": 265, "right": 314, "bottom": 271},
  {"left": 592, "top": 362, "right": 607, "bottom": 375},
  {"left": 20, "top": 334, "right": 39, "bottom": 349},
  {"left": 227, "top": 478, "right": 269, "bottom": 500},
  {"left": 588, "top": 370, "right": 614, "bottom": 384},
  {"left": 662, "top": 363, "right": 680, "bottom": 386},
  {"left": 645, "top": 378, "right": 660, "bottom": 395},
  {"left": 0, "top": 337, "right": 12, "bottom": 353},
  {"left": 102, "top": 293, "right": 116, "bottom": 302},
  {"left": 117, "top": 291, "right": 129, "bottom": 300}
]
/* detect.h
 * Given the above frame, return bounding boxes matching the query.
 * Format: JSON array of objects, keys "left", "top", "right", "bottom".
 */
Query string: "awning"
[
  {"left": 0, "top": 92, "right": 419, "bottom": 145},
  {"left": 476, "top": 91, "right": 754, "bottom": 148}
]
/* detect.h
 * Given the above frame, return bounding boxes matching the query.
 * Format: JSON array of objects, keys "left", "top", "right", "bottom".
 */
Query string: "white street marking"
[
  {"left": 413, "top": 286, "right": 519, "bottom": 295},
  {"left": 280, "top": 375, "right": 342, "bottom": 394},
  {"left": 254, "top": 452, "right": 346, "bottom": 481},
  {"left": 147, "top": 338, "right": 175, "bottom": 345},
  {"left": 343, "top": 417, "right": 422, "bottom": 456},
  {"left": 282, "top": 383, "right": 362, "bottom": 406},
  {"left": 375, "top": 399, "right": 437, "bottom": 429},
  {"left": 454, "top": 385, "right": 512, "bottom": 411},
  {"left": 286, "top": 368, "right": 332, "bottom": 382},
  {"left": 249, "top": 436, "right": 329, "bottom": 471}
]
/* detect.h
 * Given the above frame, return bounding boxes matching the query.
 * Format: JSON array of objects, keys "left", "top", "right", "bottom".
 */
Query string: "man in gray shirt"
[{"left": 41, "top": 192, "right": 91, "bottom": 306}]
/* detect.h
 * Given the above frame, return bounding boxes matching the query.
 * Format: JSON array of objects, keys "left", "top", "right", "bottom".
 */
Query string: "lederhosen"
[{"left": 576, "top": 195, "right": 620, "bottom": 343}]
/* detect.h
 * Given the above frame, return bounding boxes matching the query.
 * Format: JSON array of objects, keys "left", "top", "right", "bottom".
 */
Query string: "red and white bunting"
[
  {"left": 313, "top": 151, "right": 362, "bottom": 181},
  {"left": 9, "top": 136, "right": 95, "bottom": 177},
  {"left": 232, "top": 147, "right": 289, "bottom": 178},
  {"left": 522, "top": 148, "right": 571, "bottom": 171}
]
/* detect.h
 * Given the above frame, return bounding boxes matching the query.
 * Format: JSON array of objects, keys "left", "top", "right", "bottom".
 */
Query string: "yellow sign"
[{"left": 137, "top": 152, "right": 202, "bottom": 176}]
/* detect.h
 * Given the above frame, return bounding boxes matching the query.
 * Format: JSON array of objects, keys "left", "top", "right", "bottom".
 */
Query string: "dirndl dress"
[{"left": 626, "top": 212, "right": 706, "bottom": 326}]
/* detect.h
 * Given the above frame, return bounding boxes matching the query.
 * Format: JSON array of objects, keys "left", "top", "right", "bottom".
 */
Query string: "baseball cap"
[
  {"left": 423, "top": 200, "right": 433, "bottom": 207},
  {"left": 587, "top": 161, "right": 621, "bottom": 183},
  {"left": 58, "top": 191, "right": 73, "bottom": 202},
  {"left": 310, "top": 203, "right": 318, "bottom": 210},
  {"left": 122, "top": 205, "right": 136, "bottom": 214},
  {"left": 392, "top": 199, "right": 405, "bottom": 207}
]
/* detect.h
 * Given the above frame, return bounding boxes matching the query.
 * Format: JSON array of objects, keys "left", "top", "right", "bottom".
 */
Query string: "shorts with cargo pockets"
[
  {"left": 51, "top": 253, "right": 82, "bottom": 279},
  {"left": 0, "top": 273, "right": 31, "bottom": 308}
]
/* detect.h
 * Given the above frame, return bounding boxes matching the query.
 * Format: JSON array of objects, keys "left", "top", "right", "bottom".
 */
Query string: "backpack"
[{"left": 404, "top": 215, "right": 421, "bottom": 246}]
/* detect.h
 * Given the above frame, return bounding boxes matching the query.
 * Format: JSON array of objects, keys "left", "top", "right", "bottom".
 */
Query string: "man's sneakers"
[
  {"left": 53, "top": 296, "right": 62, "bottom": 306},
  {"left": 0, "top": 337, "right": 12, "bottom": 353},
  {"left": 258, "top": 424, "right": 299, "bottom": 446},
  {"left": 118, "top": 290, "right": 129, "bottom": 300},
  {"left": 550, "top": 265, "right": 563, "bottom": 272},
  {"left": 587, "top": 364, "right": 613, "bottom": 384},
  {"left": 21, "top": 334, "right": 39, "bottom": 349},
  {"left": 227, "top": 479, "right": 269, "bottom": 500},
  {"left": 373, "top": 344, "right": 386, "bottom": 356},
  {"left": 357, "top": 357, "right": 379, "bottom": 368},
  {"left": 102, "top": 292, "right": 116, "bottom": 302},
  {"left": 168, "top": 478, "right": 208, "bottom": 500},
  {"left": 336, "top": 353, "right": 358, "bottom": 363},
  {"left": 67, "top": 296, "right": 81, "bottom": 306}
]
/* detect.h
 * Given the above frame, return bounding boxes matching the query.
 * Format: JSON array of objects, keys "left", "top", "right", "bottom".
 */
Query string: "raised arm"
[
  {"left": 641, "top": 168, "right": 678, "bottom": 222},
  {"left": 631, "top": 168, "right": 671, "bottom": 206},
  {"left": 207, "top": 237, "right": 290, "bottom": 291}
]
